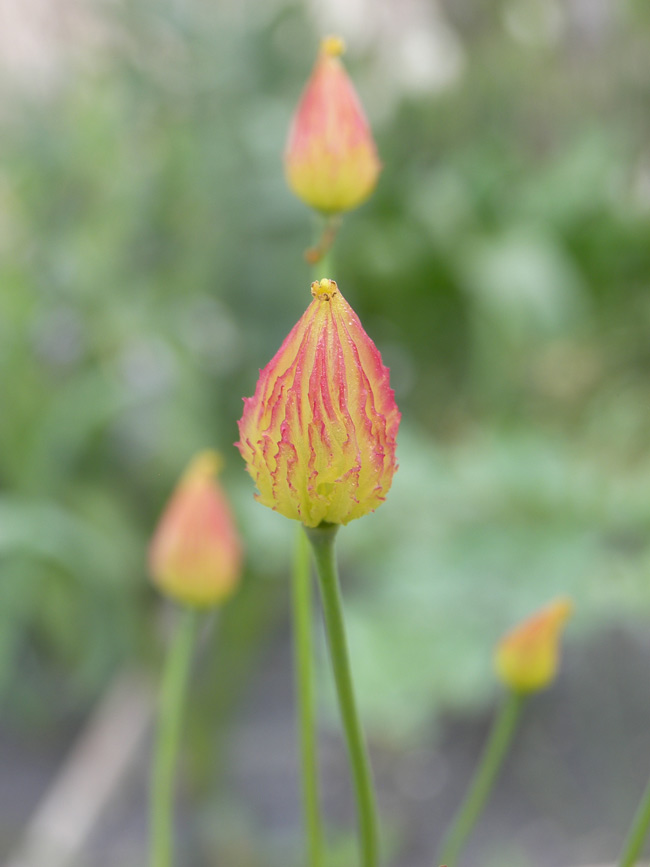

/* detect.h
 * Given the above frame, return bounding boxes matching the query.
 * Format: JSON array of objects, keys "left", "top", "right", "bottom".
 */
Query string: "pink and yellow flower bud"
[
  {"left": 149, "top": 451, "right": 242, "bottom": 608},
  {"left": 495, "top": 598, "right": 573, "bottom": 694},
  {"left": 237, "top": 279, "right": 400, "bottom": 528},
  {"left": 285, "top": 36, "right": 381, "bottom": 215}
]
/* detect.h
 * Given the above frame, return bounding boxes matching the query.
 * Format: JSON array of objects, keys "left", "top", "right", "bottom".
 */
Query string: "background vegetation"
[{"left": 2, "top": 0, "right": 650, "bottom": 864}]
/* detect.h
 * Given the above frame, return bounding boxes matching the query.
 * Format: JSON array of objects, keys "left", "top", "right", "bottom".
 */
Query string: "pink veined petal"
[{"left": 236, "top": 280, "right": 400, "bottom": 527}]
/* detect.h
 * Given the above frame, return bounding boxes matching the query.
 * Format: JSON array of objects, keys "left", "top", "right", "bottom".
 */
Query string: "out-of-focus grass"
[{"left": 2, "top": 0, "right": 650, "bottom": 748}]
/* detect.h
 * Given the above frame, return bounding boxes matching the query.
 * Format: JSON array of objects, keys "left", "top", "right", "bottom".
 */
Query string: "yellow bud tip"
[
  {"left": 321, "top": 35, "right": 345, "bottom": 58},
  {"left": 549, "top": 596, "right": 574, "bottom": 625},
  {"left": 311, "top": 278, "right": 338, "bottom": 301},
  {"left": 182, "top": 449, "right": 222, "bottom": 483}
]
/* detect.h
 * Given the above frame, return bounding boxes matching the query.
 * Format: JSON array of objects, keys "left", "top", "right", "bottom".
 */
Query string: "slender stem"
[
  {"left": 438, "top": 692, "right": 525, "bottom": 867},
  {"left": 305, "top": 523, "right": 380, "bottom": 867},
  {"left": 292, "top": 526, "right": 325, "bottom": 867},
  {"left": 314, "top": 242, "right": 333, "bottom": 280},
  {"left": 307, "top": 215, "right": 340, "bottom": 275},
  {"left": 150, "top": 607, "right": 199, "bottom": 867},
  {"left": 618, "top": 775, "right": 650, "bottom": 867}
]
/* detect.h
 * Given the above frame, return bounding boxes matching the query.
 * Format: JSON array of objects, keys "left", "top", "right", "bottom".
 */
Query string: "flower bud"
[
  {"left": 495, "top": 598, "right": 573, "bottom": 694},
  {"left": 149, "top": 451, "right": 242, "bottom": 607},
  {"left": 285, "top": 36, "right": 381, "bottom": 215},
  {"left": 237, "top": 279, "right": 400, "bottom": 527}
]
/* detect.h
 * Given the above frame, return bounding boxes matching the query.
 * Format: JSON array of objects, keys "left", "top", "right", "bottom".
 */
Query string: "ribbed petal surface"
[{"left": 237, "top": 280, "right": 400, "bottom": 528}]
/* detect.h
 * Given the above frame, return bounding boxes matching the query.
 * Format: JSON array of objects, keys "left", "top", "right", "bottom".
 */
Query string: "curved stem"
[
  {"left": 292, "top": 526, "right": 325, "bottom": 867},
  {"left": 307, "top": 215, "right": 340, "bottom": 274},
  {"left": 305, "top": 523, "right": 380, "bottom": 867},
  {"left": 618, "top": 776, "right": 650, "bottom": 867},
  {"left": 150, "top": 607, "right": 199, "bottom": 867},
  {"left": 438, "top": 692, "right": 525, "bottom": 867}
]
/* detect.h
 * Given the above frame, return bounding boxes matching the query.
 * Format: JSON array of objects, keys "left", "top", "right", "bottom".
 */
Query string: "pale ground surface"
[{"left": 2, "top": 626, "right": 650, "bottom": 867}]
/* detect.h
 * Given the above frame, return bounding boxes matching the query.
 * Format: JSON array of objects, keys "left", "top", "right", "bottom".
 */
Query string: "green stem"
[
  {"left": 305, "top": 523, "right": 380, "bottom": 867},
  {"left": 292, "top": 527, "right": 325, "bottom": 867},
  {"left": 309, "top": 214, "right": 339, "bottom": 280},
  {"left": 150, "top": 607, "right": 199, "bottom": 867},
  {"left": 618, "top": 776, "right": 650, "bottom": 867},
  {"left": 438, "top": 692, "right": 525, "bottom": 867},
  {"left": 315, "top": 244, "right": 333, "bottom": 280}
]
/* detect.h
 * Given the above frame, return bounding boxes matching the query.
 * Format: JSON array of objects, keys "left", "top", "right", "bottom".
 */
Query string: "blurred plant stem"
[
  {"left": 305, "top": 522, "right": 380, "bottom": 867},
  {"left": 618, "top": 775, "right": 650, "bottom": 867},
  {"left": 437, "top": 692, "right": 525, "bottom": 867},
  {"left": 292, "top": 527, "right": 324, "bottom": 867},
  {"left": 150, "top": 608, "right": 199, "bottom": 867},
  {"left": 307, "top": 215, "right": 339, "bottom": 276}
]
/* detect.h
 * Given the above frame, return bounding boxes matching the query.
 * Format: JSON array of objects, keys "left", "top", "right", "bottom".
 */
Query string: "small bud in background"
[
  {"left": 285, "top": 36, "right": 381, "bottom": 215},
  {"left": 237, "top": 279, "right": 400, "bottom": 527},
  {"left": 149, "top": 451, "right": 242, "bottom": 607},
  {"left": 495, "top": 598, "right": 573, "bottom": 694}
]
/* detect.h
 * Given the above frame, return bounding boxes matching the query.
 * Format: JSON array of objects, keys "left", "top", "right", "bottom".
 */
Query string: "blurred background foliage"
[{"left": 2, "top": 0, "right": 650, "bottom": 829}]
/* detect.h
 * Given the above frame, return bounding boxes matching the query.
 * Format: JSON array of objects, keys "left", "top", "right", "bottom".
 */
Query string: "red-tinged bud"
[
  {"left": 495, "top": 598, "right": 573, "bottom": 694},
  {"left": 285, "top": 36, "right": 381, "bottom": 215},
  {"left": 236, "top": 279, "right": 400, "bottom": 528},
  {"left": 149, "top": 451, "right": 242, "bottom": 607}
]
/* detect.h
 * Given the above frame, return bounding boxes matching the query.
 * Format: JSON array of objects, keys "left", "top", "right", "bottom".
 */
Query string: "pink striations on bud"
[
  {"left": 149, "top": 451, "right": 242, "bottom": 607},
  {"left": 495, "top": 598, "right": 573, "bottom": 694},
  {"left": 236, "top": 279, "right": 400, "bottom": 528},
  {"left": 285, "top": 36, "right": 381, "bottom": 215}
]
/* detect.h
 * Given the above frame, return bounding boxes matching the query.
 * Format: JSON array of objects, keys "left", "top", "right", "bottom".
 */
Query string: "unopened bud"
[
  {"left": 149, "top": 451, "right": 242, "bottom": 607},
  {"left": 495, "top": 598, "right": 573, "bottom": 694},
  {"left": 285, "top": 37, "right": 381, "bottom": 215}
]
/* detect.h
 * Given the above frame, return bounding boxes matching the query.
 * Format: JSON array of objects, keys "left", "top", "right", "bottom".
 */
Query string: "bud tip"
[
  {"left": 311, "top": 278, "right": 338, "bottom": 301},
  {"left": 183, "top": 449, "right": 223, "bottom": 483},
  {"left": 321, "top": 35, "right": 345, "bottom": 58}
]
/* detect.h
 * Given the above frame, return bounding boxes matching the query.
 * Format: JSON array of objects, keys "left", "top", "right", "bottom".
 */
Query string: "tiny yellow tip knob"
[
  {"left": 551, "top": 597, "right": 574, "bottom": 624},
  {"left": 183, "top": 449, "right": 223, "bottom": 483},
  {"left": 321, "top": 35, "right": 346, "bottom": 58},
  {"left": 311, "top": 278, "right": 338, "bottom": 301}
]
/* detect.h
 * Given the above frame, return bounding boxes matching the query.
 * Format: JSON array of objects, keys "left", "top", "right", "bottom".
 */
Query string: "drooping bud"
[
  {"left": 149, "top": 451, "right": 242, "bottom": 607},
  {"left": 495, "top": 598, "right": 573, "bottom": 694},
  {"left": 236, "top": 279, "right": 400, "bottom": 528},
  {"left": 285, "top": 36, "right": 381, "bottom": 215}
]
